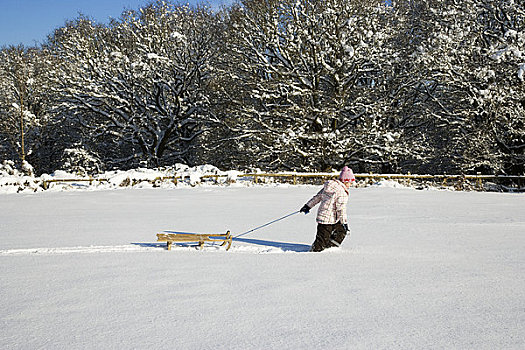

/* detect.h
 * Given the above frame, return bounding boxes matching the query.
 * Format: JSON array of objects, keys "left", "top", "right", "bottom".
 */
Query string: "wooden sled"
[{"left": 157, "top": 231, "right": 232, "bottom": 251}]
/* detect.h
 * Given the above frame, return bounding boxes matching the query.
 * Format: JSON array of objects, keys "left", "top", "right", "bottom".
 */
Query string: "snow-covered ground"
[{"left": 1, "top": 185, "right": 524, "bottom": 349}]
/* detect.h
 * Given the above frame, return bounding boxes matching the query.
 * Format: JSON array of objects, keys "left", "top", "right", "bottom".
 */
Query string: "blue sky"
[{"left": 0, "top": 0, "right": 234, "bottom": 47}]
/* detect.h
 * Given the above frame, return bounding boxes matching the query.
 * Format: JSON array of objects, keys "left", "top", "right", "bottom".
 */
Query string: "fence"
[{"left": 41, "top": 172, "right": 525, "bottom": 191}]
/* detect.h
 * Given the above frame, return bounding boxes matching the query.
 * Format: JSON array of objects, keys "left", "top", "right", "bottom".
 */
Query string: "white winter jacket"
[{"left": 306, "top": 180, "right": 349, "bottom": 224}]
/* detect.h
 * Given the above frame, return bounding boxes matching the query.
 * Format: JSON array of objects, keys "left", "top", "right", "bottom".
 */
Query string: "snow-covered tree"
[
  {"left": 390, "top": 0, "right": 524, "bottom": 175},
  {"left": 47, "top": 1, "right": 224, "bottom": 168},
  {"left": 0, "top": 0, "right": 521, "bottom": 176},
  {"left": 217, "top": 0, "right": 397, "bottom": 171},
  {"left": 0, "top": 45, "right": 50, "bottom": 169},
  {"left": 473, "top": 0, "right": 525, "bottom": 175}
]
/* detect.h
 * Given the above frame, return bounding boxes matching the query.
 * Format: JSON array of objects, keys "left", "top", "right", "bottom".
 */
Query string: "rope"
[{"left": 233, "top": 211, "right": 300, "bottom": 239}]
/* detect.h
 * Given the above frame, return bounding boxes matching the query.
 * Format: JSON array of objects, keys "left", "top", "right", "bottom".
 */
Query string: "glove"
[
  {"left": 343, "top": 224, "right": 350, "bottom": 234},
  {"left": 300, "top": 204, "right": 310, "bottom": 214}
]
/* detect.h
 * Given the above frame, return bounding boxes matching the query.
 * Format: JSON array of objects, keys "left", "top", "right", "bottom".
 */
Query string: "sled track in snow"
[
  {"left": 0, "top": 244, "right": 160, "bottom": 256},
  {"left": 0, "top": 242, "right": 313, "bottom": 256}
]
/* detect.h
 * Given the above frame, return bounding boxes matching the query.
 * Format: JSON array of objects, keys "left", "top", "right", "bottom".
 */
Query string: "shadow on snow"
[
  {"left": 233, "top": 238, "right": 310, "bottom": 252},
  {"left": 132, "top": 238, "right": 311, "bottom": 252}
]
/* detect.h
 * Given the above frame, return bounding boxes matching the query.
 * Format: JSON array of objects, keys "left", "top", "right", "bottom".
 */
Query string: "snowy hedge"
[{"left": 3, "top": 160, "right": 522, "bottom": 194}]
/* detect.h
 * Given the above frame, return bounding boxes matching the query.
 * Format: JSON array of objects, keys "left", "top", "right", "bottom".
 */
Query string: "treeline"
[{"left": 0, "top": 0, "right": 523, "bottom": 175}]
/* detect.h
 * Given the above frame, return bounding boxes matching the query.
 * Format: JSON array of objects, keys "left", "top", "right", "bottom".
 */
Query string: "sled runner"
[{"left": 157, "top": 231, "right": 232, "bottom": 251}]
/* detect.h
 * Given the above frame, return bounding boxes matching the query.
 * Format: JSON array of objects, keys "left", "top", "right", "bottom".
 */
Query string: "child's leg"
[
  {"left": 310, "top": 224, "right": 333, "bottom": 252},
  {"left": 329, "top": 222, "right": 347, "bottom": 247}
]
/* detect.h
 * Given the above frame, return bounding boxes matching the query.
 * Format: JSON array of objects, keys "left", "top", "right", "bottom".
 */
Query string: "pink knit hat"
[{"left": 339, "top": 166, "right": 355, "bottom": 182}]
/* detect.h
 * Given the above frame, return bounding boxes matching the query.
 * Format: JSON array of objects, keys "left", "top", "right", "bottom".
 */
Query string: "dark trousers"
[{"left": 310, "top": 222, "right": 347, "bottom": 252}]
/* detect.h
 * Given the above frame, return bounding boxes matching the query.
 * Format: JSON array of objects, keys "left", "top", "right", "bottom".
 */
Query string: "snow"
[
  {"left": 146, "top": 53, "right": 168, "bottom": 60},
  {"left": 21, "top": 161, "right": 34, "bottom": 177},
  {"left": 1, "top": 185, "right": 524, "bottom": 349},
  {"left": 518, "top": 63, "right": 525, "bottom": 81},
  {"left": 110, "top": 51, "right": 123, "bottom": 58},
  {"left": 170, "top": 31, "right": 186, "bottom": 42}
]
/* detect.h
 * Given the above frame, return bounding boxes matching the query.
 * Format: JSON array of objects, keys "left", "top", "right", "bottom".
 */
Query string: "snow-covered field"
[{"left": 1, "top": 184, "right": 524, "bottom": 349}]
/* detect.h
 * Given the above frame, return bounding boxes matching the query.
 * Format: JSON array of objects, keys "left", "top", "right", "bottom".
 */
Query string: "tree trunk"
[{"left": 19, "top": 92, "right": 25, "bottom": 162}]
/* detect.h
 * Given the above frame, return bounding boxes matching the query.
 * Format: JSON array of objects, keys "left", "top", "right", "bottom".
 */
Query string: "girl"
[{"left": 300, "top": 166, "right": 355, "bottom": 252}]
